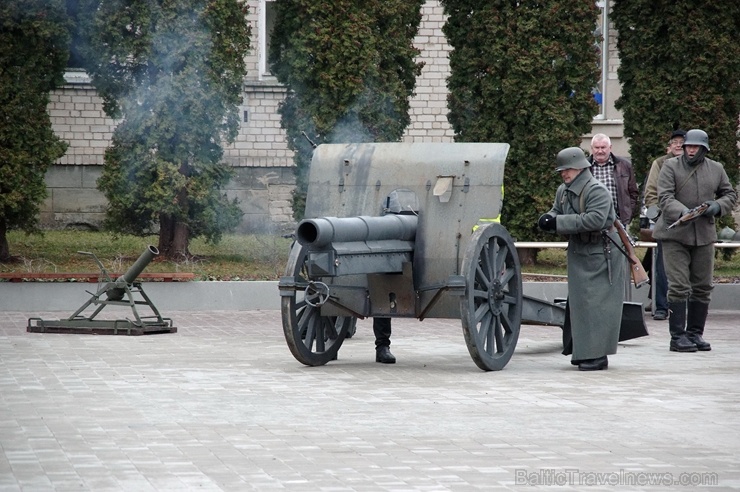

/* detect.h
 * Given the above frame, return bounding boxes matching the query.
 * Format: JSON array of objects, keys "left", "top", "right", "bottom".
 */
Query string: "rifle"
[
  {"left": 613, "top": 220, "right": 650, "bottom": 288},
  {"left": 666, "top": 202, "right": 709, "bottom": 230}
]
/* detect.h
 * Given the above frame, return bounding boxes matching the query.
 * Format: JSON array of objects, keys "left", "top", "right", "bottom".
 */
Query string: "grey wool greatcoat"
[
  {"left": 547, "top": 168, "right": 626, "bottom": 361},
  {"left": 653, "top": 155, "right": 736, "bottom": 245}
]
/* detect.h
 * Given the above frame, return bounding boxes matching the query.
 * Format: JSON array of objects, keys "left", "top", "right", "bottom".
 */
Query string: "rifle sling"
[
  {"left": 604, "top": 229, "right": 634, "bottom": 264},
  {"left": 675, "top": 163, "right": 700, "bottom": 196},
  {"left": 576, "top": 178, "right": 635, "bottom": 263}
]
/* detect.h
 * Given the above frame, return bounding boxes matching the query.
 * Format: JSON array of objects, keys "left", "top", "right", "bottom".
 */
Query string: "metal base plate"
[{"left": 27, "top": 317, "right": 177, "bottom": 336}]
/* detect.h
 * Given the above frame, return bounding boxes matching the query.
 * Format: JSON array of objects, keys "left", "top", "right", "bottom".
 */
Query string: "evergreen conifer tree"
[
  {"left": 269, "top": 0, "right": 424, "bottom": 219},
  {"left": 612, "top": 1, "right": 740, "bottom": 193},
  {"left": 0, "top": 0, "right": 70, "bottom": 261},
  {"left": 82, "top": 0, "right": 251, "bottom": 257},
  {"left": 441, "top": 1, "right": 601, "bottom": 252}
]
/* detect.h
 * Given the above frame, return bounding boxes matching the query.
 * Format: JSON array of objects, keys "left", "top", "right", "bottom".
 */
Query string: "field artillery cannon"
[{"left": 278, "top": 142, "right": 569, "bottom": 371}]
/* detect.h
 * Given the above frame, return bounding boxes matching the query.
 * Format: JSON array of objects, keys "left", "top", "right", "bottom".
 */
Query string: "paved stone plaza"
[{"left": 1, "top": 309, "right": 738, "bottom": 491}]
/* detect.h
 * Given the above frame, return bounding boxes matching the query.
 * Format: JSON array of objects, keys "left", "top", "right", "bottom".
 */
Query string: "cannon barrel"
[
  {"left": 106, "top": 245, "right": 159, "bottom": 301},
  {"left": 296, "top": 215, "right": 417, "bottom": 248}
]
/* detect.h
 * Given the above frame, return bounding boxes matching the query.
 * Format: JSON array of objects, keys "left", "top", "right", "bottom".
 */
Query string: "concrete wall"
[
  {"left": 3, "top": 281, "right": 739, "bottom": 313},
  {"left": 41, "top": 158, "right": 296, "bottom": 233},
  {"left": 41, "top": 165, "right": 107, "bottom": 230}
]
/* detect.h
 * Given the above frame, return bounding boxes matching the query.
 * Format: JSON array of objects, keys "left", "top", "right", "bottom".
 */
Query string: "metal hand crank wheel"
[
  {"left": 281, "top": 242, "right": 355, "bottom": 366},
  {"left": 460, "top": 223, "right": 523, "bottom": 371}
]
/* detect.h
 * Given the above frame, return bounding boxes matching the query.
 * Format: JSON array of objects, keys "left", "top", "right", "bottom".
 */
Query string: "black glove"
[
  {"left": 538, "top": 214, "right": 556, "bottom": 232},
  {"left": 702, "top": 200, "right": 721, "bottom": 217}
]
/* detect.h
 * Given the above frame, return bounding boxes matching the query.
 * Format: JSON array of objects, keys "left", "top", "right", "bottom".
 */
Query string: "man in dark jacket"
[
  {"left": 588, "top": 133, "right": 639, "bottom": 226},
  {"left": 538, "top": 147, "right": 625, "bottom": 371},
  {"left": 653, "top": 129, "right": 737, "bottom": 352}
]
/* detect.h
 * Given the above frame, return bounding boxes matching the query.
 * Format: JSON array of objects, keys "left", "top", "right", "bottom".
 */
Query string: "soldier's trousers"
[
  {"left": 662, "top": 240, "right": 714, "bottom": 304},
  {"left": 373, "top": 318, "right": 392, "bottom": 348}
]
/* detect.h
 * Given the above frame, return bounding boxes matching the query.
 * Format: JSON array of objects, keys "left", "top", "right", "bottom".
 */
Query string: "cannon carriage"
[{"left": 278, "top": 142, "right": 565, "bottom": 371}]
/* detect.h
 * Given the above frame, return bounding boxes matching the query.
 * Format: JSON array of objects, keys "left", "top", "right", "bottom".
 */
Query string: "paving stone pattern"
[{"left": 1, "top": 311, "right": 739, "bottom": 491}]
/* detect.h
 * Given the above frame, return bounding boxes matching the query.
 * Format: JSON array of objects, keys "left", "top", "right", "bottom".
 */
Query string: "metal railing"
[{"left": 514, "top": 241, "right": 740, "bottom": 250}]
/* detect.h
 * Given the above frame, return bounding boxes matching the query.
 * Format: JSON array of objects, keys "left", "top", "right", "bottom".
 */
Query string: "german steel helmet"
[
  {"left": 718, "top": 227, "right": 740, "bottom": 242},
  {"left": 683, "top": 129, "right": 710, "bottom": 151},
  {"left": 555, "top": 147, "right": 591, "bottom": 171}
]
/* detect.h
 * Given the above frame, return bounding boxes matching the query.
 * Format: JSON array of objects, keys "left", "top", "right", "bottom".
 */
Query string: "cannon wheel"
[
  {"left": 281, "top": 242, "right": 355, "bottom": 366},
  {"left": 460, "top": 223, "right": 523, "bottom": 371}
]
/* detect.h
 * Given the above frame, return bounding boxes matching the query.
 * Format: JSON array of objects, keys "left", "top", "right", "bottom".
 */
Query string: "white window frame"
[{"left": 258, "top": 0, "right": 277, "bottom": 80}]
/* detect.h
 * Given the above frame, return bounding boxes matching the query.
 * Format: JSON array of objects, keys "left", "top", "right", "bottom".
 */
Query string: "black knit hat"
[{"left": 670, "top": 129, "right": 687, "bottom": 139}]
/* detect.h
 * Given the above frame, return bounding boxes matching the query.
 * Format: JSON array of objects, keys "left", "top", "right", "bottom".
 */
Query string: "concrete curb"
[{"left": 1, "top": 280, "right": 738, "bottom": 312}]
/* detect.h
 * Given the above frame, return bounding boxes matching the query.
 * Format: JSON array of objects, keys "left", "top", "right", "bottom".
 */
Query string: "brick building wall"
[
  {"left": 402, "top": 1, "right": 454, "bottom": 143},
  {"left": 44, "top": 0, "right": 625, "bottom": 233},
  {"left": 44, "top": 80, "right": 114, "bottom": 229}
]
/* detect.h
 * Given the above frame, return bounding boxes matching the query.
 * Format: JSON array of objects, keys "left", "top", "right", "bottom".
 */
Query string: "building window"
[
  {"left": 593, "top": 0, "right": 608, "bottom": 120},
  {"left": 258, "top": 0, "right": 276, "bottom": 79},
  {"left": 66, "top": 0, "right": 86, "bottom": 69},
  {"left": 63, "top": 0, "right": 94, "bottom": 84}
]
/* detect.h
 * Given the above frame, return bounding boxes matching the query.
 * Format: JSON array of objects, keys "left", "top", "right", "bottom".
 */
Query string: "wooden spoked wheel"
[
  {"left": 281, "top": 242, "right": 353, "bottom": 366},
  {"left": 460, "top": 224, "right": 523, "bottom": 371}
]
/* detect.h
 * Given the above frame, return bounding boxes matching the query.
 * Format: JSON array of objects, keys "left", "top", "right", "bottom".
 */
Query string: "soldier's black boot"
[
  {"left": 373, "top": 318, "right": 395, "bottom": 363},
  {"left": 578, "top": 356, "right": 608, "bottom": 371},
  {"left": 686, "top": 301, "right": 711, "bottom": 351},
  {"left": 375, "top": 346, "right": 396, "bottom": 364},
  {"left": 668, "top": 301, "right": 697, "bottom": 352}
]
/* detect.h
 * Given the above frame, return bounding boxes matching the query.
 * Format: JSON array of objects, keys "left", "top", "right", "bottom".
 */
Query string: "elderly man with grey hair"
[{"left": 588, "top": 133, "right": 639, "bottom": 227}]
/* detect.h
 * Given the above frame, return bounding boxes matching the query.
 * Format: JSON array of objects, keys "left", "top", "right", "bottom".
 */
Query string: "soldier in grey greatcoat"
[
  {"left": 653, "top": 129, "right": 737, "bottom": 353},
  {"left": 538, "top": 147, "right": 626, "bottom": 371}
]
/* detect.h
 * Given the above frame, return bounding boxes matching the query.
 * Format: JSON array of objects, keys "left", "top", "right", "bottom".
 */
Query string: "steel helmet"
[
  {"left": 718, "top": 227, "right": 740, "bottom": 242},
  {"left": 555, "top": 147, "right": 590, "bottom": 171},
  {"left": 718, "top": 227, "right": 735, "bottom": 241},
  {"left": 683, "top": 129, "right": 710, "bottom": 151}
]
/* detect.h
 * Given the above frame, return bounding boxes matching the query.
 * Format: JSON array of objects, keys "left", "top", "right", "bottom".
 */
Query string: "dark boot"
[
  {"left": 373, "top": 318, "right": 395, "bottom": 363},
  {"left": 375, "top": 346, "right": 396, "bottom": 364},
  {"left": 686, "top": 301, "right": 711, "bottom": 351},
  {"left": 668, "top": 301, "right": 697, "bottom": 352},
  {"left": 578, "top": 356, "right": 608, "bottom": 371}
]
